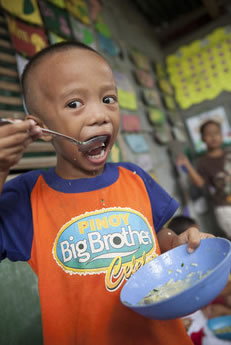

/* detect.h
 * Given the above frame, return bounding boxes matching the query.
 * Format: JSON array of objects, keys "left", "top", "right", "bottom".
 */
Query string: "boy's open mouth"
[{"left": 85, "top": 135, "right": 110, "bottom": 159}]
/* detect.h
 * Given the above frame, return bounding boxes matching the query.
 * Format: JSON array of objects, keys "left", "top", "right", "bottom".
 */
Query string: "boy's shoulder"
[{"left": 4, "top": 169, "right": 44, "bottom": 191}]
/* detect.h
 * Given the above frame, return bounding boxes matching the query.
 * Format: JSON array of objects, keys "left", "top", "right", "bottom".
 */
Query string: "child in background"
[
  {"left": 0, "top": 42, "right": 213, "bottom": 345},
  {"left": 176, "top": 120, "right": 231, "bottom": 239},
  {"left": 168, "top": 215, "right": 231, "bottom": 345}
]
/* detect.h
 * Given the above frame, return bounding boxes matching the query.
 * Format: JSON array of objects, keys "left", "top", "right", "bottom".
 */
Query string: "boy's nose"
[{"left": 87, "top": 107, "right": 109, "bottom": 126}]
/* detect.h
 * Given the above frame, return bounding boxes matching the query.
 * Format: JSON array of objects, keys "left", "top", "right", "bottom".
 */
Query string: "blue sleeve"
[
  {"left": 117, "top": 162, "right": 179, "bottom": 232},
  {"left": 0, "top": 171, "right": 41, "bottom": 261}
]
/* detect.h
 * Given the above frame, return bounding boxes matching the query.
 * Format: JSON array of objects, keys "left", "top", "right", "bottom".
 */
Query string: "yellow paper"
[
  {"left": 48, "top": 0, "right": 65, "bottom": 8},
  {"left": 0, "top": 0, "right": 43, "bottom": 25},
  {"left": 117, "top": 89, "right": 137, "bottom": 110},
  {"left": 66, "top": 0, "right": 90, "bottom": 25},
  {"left": 166, "top": 25, "right": 231, "bottom": 109}
]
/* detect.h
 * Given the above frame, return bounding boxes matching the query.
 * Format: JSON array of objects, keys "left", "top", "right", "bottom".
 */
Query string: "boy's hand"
[
  {"left": 0, "top": 119, "right": 41, "bottom": 174},
  {"left": 157, "top": 226, "right": 214, "bottom": 253},
  {"left": 171, "top": 226, "right": 214, "bottom": 253}
]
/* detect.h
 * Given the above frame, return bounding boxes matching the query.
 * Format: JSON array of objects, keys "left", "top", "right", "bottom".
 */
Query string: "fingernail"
[
  {"left": 28, "top": 119, "right": 36, "bottom": 126},
  {"left": 187, "top": 247, "right": 194, "bottom": 254}
]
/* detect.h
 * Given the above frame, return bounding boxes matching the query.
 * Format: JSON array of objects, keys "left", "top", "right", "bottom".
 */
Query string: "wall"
[
  {"left": 100, "top": 0, "right": 181, "bottom": 200},
  {"left": 162, "top": 11, "right": 231, "bottom": 236}
]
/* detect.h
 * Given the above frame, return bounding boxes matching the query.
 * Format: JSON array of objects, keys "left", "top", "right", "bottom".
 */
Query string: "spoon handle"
[
  {"left": 0, "top": 118, "right": 82, "bottom": 145},
  {"left": 40, "top": 128, "right": 82, "bottom": 145}
]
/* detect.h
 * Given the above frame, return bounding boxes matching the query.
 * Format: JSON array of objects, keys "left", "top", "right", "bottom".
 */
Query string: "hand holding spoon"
[{"left": 0, "top": 118, "right": 107, "bottom": 153}]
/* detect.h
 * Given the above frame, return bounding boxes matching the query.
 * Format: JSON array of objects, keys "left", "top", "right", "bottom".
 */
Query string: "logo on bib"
[{"left": 53, "top": 207, "right": 157, "bottom": 289}]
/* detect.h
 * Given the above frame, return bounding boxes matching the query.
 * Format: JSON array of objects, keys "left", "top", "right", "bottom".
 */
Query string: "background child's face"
[
  {"left": 32, "top": 49, "right": 120, "bottom": 178},
  {"left": 202, "top": 123, "right": 223, "bottom": 150}
]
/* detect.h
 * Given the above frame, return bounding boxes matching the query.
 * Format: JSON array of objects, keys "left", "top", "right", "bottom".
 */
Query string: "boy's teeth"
[{"left": 87, "top": 148, "right": 105, "bottom": 158}]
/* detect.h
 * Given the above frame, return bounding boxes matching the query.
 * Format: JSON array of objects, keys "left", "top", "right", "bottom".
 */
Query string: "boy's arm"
[
  {"left": 176, "top": 154, "right": 205, "bottom": 187},
  {"left": 157, "top": 226, "right": 214, "bottom": 254},
  {"left": 0, "top": 119, "right": 40, "bottom": 193}
]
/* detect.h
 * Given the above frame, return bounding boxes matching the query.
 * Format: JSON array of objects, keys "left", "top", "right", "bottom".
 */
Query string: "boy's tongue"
[{"left": 87, "top": 146, "right": 104, "bottom": 156}]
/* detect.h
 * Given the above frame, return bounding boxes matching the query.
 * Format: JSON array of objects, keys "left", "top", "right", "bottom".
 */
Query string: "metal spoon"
[{"left": 0, "top": 118, "right": 107, "bottom": 153}]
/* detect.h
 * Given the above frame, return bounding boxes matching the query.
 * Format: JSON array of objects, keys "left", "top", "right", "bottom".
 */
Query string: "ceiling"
[{"left": 133, "top": 0, "right": 230, "bottom": 47}]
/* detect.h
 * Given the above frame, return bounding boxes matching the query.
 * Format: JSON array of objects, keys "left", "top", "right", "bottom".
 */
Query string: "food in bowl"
[
  {"left": 214, "top": 326, "right": 231, "bottom": 334},
  {"left": 138, "top": 270, "right": 210, "bottom": 305}
]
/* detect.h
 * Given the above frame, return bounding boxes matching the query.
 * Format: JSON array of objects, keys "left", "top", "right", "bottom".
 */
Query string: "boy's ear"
[{"left": 25, "top": 114, "right": 53, "bottom": 142}]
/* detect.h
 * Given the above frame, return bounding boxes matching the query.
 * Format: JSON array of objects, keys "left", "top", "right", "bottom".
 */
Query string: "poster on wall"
[
  {"left": 6, "top": 14, "right": 48, "bottom": 57},
  {"left": 186, "top": 106, "right": 231, "bottom": 153},
  {"left": 69, "top": 15, "right": 97, "bottom": 49},
  {"left": 66, "top": 0, "right": 90, "bottom": 25},
  {"left": 121, "top": 113, "right": 141, "bottom": 132},
  {"left": 134, "top": 69, "right": 154, "bottom": 88},
  {"left": 166, "top": 25, "right": 231, "bottom": 109},
  {"left": 142, "top": 89, "right": 161, "bottom": 107},
  {"left": 114, "top": 71, "right": 137, "bottom": 110},
  {"left": 97, "top": 32, "right": 120, "bottom": 57},
  {"left": 0, "top": 0, "right": 43, "bottom": 25},
  {"left": 38, "top": 0, "right": 72, "bottom": 38},
  {"left": 48, "top": 31, "right": 66, "bottom": 44},
  {"left": 130, "top": 48, "right": 151, "bottom": 71}
]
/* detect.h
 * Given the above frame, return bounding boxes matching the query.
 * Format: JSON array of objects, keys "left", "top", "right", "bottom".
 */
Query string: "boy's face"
[
  {"left": 31, "top": 49, "right": 120, "bottom": 178},
  {"left": 202, "top": 123, "right": 222, "bottom": 150}
]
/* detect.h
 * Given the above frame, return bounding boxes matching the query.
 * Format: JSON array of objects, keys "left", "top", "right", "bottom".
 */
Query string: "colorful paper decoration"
[
  {"left": 47, "top": 0, "right": 65, "bottom": 8},
  {"left": 70, "top": 15, "right": 96, "bottom": 49},
  {"left": 142, "top": 88, "right": 161, "bottom": 107},
  {"left": 66, "top": 0, "right": 90, "bottom": 25},
  {"left": 166, "top": 25, "right": 231, "bottom": 109},
  {"left": 107, "top": 140, "right": 121, "bottom": 163},
  {"left": 114, "top": 71, "right": 137, "bottom": 110},
  {"left": 155, "top": 62, "right": 167, "bottom": 79},
  {"left": 134, "top": 69, "right": 154, "bottom": 88},
  {"left": 6, "top": 15, "right": 48, "bottom": 57},
  {"left": 158, "top": 79, "right": 174, "bottom": 95},
  {"left": 130, "top": 49, "right": 151, "bottom": 71},
  {"left": 38, "top": 0, "right": 72, "bottom": 38},
  {"left": 147, "top": 107, "right": 165, "bottom": 126},
  {"left": 186, "top": 106, "right": 231, "bottom": 153},
  {"left": 136, "top": 153, "right": 153, "bottom": 172},
  {"left": 121, "top": 113, "right": 141, "bottom": 132},
  {"left": 0, "top": 0, "right": 43, "bottom": 25},
  {"left": 124, "top": 133, "right": 149, "bottom": 153},
  {"left": 94, "top": 13, "right": 111, "bottom": 38},
  {"left": 163, "top": 94, "right": 176, "bottom": 110},
  {"left": 88, "top": 0, "right": 102, "bottom": 21},
  {"left": 97, "top": 32, "right": 120, "bottom": 57},
  {"left": 48, "top": 31, "right": 66, "bottom": 44},
  {"left": 154, "top": 124, "right": 172, "bottom": 145}
]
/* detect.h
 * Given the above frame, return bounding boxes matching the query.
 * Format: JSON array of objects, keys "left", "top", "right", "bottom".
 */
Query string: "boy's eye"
[
  {"left": 103, "top": 96, "right": 117, "bottom": 104},
  {"left": 67, "top": 100, "right": 82, "bottom": 109}
]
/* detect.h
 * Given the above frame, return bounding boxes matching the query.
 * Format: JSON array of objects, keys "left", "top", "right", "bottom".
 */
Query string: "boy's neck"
[{"left": 207, "top": 147, "right": 224, "bottom": 158}]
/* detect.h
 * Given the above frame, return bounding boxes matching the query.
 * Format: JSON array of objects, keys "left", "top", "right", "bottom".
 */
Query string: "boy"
[
  {"left": 176, "top": 120, "right": 231, "bottom": 238},
  {"left": 0, "top": 42, "right": 212, "bottom": 345}
]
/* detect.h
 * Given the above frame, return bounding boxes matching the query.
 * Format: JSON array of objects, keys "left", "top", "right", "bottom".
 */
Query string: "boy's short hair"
[
  {"left": 199, "top": 119, "right": 221, "bottom": 138},
  {"left": 168, "top": 215, "right": 198, "bottom": 235},
  {"left": 21, "top": 41, "right": 101, "bottom": 113}
]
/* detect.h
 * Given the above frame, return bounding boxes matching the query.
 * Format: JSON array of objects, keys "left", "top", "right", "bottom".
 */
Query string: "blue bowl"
[
  {"left": 120, "top": 238, "right": 231, "bottom": 320},
  {"left": 208, "top": 315, "right": 231, "bottom": 340}
]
